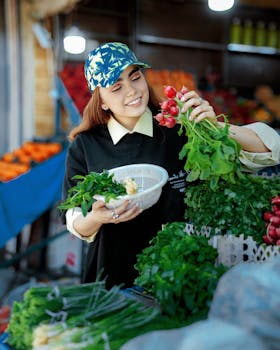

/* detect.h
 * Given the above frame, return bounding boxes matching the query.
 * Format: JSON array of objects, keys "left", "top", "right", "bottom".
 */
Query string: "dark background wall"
[{"left": 61, "top": 0, "right": 280, "bottom": 96}]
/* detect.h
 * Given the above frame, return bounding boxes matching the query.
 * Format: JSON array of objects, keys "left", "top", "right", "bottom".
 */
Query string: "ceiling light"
[
  {"left": 208, "top": 0, "right": 234, "bottom": 11},
  {"left": 63, "top": 27, "right": 86, "bottom": 54}
]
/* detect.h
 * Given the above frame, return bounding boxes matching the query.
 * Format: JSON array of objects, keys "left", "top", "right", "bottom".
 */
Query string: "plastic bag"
[
  {"left": 209, "top": 255, "right": 280, "bottom": 350},
  {"left": 121, "top": 318, "right": 266, "bottom": 350}
]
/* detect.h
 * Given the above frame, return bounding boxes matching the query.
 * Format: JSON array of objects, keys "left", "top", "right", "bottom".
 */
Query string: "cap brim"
[
  {"left": 92, "top": 61, "right": 152, "bottom": 90},
  {"left": 134, "top": 61, "right": 151, "bottom": 69},
  {"left": 109, "top": 61, "right": 151, "bottom": 86}
]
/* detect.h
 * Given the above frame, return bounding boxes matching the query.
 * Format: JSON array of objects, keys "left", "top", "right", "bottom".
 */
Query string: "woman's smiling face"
[{"left": 99, "top": 65, "right": 149, "bottom": 128}]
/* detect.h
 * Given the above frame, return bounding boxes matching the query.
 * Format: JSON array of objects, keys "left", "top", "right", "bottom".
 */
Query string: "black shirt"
[{"left": 62, "top": 119, "right": 187, "bottom": 289}]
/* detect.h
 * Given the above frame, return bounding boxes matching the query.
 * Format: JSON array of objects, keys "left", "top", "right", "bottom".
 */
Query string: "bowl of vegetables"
[
  {"left": 59, "top": 163, "right": 169, "bottom": 216},
  {"left": 94, "top": 163, "right": 169, "bottom": 210}
]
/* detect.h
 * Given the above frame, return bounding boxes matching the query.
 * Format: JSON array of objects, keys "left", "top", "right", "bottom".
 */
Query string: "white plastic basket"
[
  {"left": 185, "top": 223, "right": 280, "bottom": 267},
  {"left": 94, "top": 163, "right": 169, "bottom": 210}
]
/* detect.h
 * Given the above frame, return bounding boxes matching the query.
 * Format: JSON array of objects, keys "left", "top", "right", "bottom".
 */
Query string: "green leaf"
[
  {"left": 58, "top": 171, "right": 127, "bottom": 216},
  {"left": 135, "top": 222, "right": 228, "bottom": 321},
  {"left": 186, "top": 168, "right": 200, "bottom": 182},
  {"left": 211, "top": 148, "right": 234, "bottom": 175},
  {"left": 209, "top": 176, "right": 219, "bottom": 190},
  {"left": 81, "top": 201, "right": 88, "bottom": 217}
]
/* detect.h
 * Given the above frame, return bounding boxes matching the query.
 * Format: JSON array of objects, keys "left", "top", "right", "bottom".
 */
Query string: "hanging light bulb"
[
  {"left": 63, "top": 26, "right": 86, "bottom": 54},
  {"left": 208, "top": 0, "right": 234, "bottom": 11}
]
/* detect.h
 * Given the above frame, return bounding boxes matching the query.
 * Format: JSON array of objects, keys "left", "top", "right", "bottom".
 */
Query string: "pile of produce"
[
  {"left": 7, "top": 280, "right": 159, "bottom": 350},
  {"left": 201, "top": 89, "right": 257, "bottom": 125},
  {"left": 59, "top": 63, "right": 91, "bottom": 115},
  {"left": 185, "top": 176, "right": 280, "bottom": 244},
  {"left": 263, "top": 195, "right": 280, "bottom": 245},
  {"left": 135, "top": 222, "right": 228, "bottom": 323},
  {"left": 145, "top": 69, "right": 196, "bottom": 101},
  {"left": 7, "top": 84, "right": 278, "bottom": 349},
  {"left": 154, "top": 85, "right": 280, "bottom": 246},
  {"left": 0, "top": 141, "right": 62, "bottom": 182}
]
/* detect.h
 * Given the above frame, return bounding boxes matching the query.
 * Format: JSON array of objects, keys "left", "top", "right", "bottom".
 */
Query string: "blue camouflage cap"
[{"left": 84, "top": 42, "right": 151, "bottom": 93}]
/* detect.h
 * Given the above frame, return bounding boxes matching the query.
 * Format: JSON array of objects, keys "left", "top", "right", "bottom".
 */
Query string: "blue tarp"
[{"left": 0, "top": 149, "right": 67, "bottom": 248}]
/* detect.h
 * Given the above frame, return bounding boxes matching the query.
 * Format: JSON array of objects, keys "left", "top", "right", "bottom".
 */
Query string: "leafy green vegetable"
[
  {"left": 7, "top": 281, "right": 159, "bottom": 350},
  {"left": 58, "top": 171, "right": 127, "bottom": 216},
  {"left": 157, "top": 87, "right": 245, "bottom": 190},
  {"left": 158, "top": 87, "right": 280, "bottom": 244},
  {"left": 135, "top": 222, "right": 228, "bottom": 322},
  {"left": 185, "top": 175, "right": 280, "bottom": 243},
  {"left": 178, "top": 111, "right": 245, "bottom": 190}
]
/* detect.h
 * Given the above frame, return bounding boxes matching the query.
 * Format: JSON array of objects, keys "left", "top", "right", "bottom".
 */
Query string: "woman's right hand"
[
  {"left": 91, "top": 199, "right": 142, "bottom": 224},
  {"left": 180, "top": 90, "right": 216, "bottom": 123},
  {"left": 73, "top": 199, "right": 142, "bottom": 239}
]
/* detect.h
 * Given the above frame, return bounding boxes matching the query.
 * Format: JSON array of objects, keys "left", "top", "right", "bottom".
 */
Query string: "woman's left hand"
[{"left": 180, "top": 90, "right": 216, "bottom": 123}]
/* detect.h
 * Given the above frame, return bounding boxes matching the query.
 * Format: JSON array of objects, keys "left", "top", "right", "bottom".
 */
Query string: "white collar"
[{"left": 107, "top": 108, "right": 153, "bottom": 145}]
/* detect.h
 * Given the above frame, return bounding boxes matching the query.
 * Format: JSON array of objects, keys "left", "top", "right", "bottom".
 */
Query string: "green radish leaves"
[{"left": 155, "top": 86, "right": 245, "bottom": 190}]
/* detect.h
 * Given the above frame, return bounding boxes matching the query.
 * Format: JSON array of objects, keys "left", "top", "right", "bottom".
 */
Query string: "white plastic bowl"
[{"left": 93, "top": 163, "right": 169, "bottom": 210}]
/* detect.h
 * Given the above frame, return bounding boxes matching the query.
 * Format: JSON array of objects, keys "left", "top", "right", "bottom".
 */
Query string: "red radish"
[
  {"left": 271, "top": 196, "right": 280, "bottom": 205},
  {"left": 166, "top": 99, "right": 177, "bottom": 108},
  {"left": 267, "top": 225, "right": 278, "bottom": 240},
  {"left": 160, "top": 100, "right": 170, "bottom": 111},
  {"left": 272, "top": 205, "right": 280, "bottom": 216},
  {"left": 164, "top": 85, "right": 177, "bottom": 99},
  {"left": 269, "top": 215, "right": 280, "bottom": 227},
  {"left": 154, "top": 113, "right": 164, "bottom": 122},
  {"left": 263, "top": 234, "right": 273, "bottom": 245},
  {"left": 275, "top": 227, "right": 280, "bottom": 239},
  {"left": 169, "top": 106, "right": 179, "bottom": 117},
  {"left": 263, "top": 212, "right": 274, "bottom": 222},
  {"left": 159, "top": 118, "right": 167, "bottom": 126},
  {"left": 277, "top": 239, "right": 280, "bottom": 246},
  {"left": 161, "top": 99, "right": 177, "bottom": 111},
  {"left": 165, "top": 117, "right": 177, "bottom": 128}
]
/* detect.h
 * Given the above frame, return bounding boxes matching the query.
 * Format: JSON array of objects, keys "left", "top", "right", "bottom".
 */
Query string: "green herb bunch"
[
  {"left": 8, "top": 281, "right": 159, "bottom": 350},
  {"left": 135, "top": 222, "right": 228, "bottom": 323},
  {"left": 178, "top": 113, "right": 244, "bottom": 190},
  {"left": 185, "top": 175, "right": 280, "bottom": 244},
  {"left": 58, "top": 171, "right": 127, "bottom": 216},
  {"left": 154, "top": 85, "right": 245, "bottom": 190}
]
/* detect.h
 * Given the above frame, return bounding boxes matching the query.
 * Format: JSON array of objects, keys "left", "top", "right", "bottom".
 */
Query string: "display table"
[{"left": 0, "top": 149, "right": 67, "bottom": 248}]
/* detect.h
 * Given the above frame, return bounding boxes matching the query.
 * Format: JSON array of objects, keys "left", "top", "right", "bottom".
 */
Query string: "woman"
[{"left": 62, "top": 42, "right": 280, "bottom": 289}]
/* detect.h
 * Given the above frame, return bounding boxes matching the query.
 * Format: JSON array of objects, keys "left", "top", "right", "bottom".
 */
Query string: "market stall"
[
  {"left": 1, "top": 0, "right": 280, "bottom": 349},
  {"left": 2, "top": 84, "right": 280, "bottom": 349}
]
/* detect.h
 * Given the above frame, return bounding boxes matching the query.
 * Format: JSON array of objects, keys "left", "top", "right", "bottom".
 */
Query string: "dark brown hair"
[{"left": 68, "top": 82, "right": 162, "bottom": 141}]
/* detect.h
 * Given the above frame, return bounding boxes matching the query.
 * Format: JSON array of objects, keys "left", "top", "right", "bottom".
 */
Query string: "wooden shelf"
[
  {"left": 137, "top": 34, "right": 225, "bottom": 51},
  {"left": 227, "top": 43, "right": 280, "bottom": 55},
  {"left": 137, "top": 35, "right": 280, "bottom": 56}
]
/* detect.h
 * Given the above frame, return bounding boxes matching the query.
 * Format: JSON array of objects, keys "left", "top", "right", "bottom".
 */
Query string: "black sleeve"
[{"left": 60, "top": 136, "right": 88, "bottom": 223}]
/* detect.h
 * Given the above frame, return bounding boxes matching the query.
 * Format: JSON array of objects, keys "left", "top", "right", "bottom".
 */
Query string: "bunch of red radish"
[
  {"left": 154, "top": 85, "right": 188, "bottom": 128},
  {"left": 263, "top": 195, "right": 280, "bottom": 245}
]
